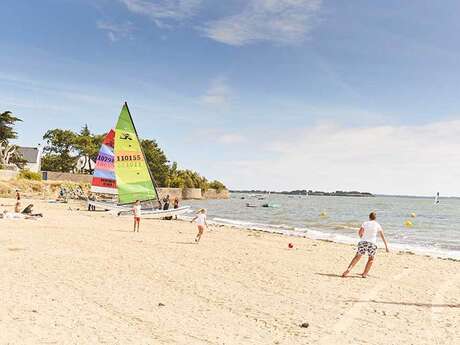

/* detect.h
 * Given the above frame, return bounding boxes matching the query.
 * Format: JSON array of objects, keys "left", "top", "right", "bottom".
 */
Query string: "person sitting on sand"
[
  {"left": 133, "top": 200, "right": 141, "bottom": 232},
  {"left": 191, "top": 208, "right": 207, "bottom": 243},
  {"left": 342, "top": 211, "right": 389, "bottom": 278}
]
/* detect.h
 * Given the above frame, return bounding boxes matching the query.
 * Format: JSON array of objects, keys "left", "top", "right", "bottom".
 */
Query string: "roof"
[{"left": 17, "top": 147, "right": 40, "bottom": 163}]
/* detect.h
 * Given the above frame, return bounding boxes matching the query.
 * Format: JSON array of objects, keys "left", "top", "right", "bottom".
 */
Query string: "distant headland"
[{"left": 231, "top": 190, "right": 375, "bottom": 197}]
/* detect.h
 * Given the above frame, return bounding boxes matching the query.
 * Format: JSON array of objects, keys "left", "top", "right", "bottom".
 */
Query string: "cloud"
[
  {"left": 202, "top": 0, "right": 322, "bottom": 46},
  {"left": 119, "top": 0, "right": 202, "bottom": 27},
  {"left": 215, "top": 120, "right": 460, "bottom": 196},
  {"left": 199, "top": 77, "right": 232, "bottom": 107},
  {"left": 97, "top": 20, "right": 135, "bottom": 41},
  {"left": 218, "top": 133, "right": 246, "bottom": 144}
]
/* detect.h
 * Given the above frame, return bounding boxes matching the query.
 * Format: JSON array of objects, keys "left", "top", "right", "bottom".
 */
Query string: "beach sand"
[{"left": 0, "top": 198, "right": 458, "bottom": 345}]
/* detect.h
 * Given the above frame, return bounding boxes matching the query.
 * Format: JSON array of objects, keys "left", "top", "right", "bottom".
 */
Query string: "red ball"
[{"left": 288, "top": 243, "right": 294, "bottom": 249}]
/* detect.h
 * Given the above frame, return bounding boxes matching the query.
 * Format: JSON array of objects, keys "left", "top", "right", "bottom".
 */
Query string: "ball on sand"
[
  {"left": 288, "top": 243, "right": 294, "bottom": 249},
  {"left": 404, "top": 220, "right": 413, "bottom": 228}
]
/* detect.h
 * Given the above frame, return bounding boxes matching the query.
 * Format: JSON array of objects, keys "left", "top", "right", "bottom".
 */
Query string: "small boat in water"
[
  {"left": 261, "top": 203, "right": 280, "bottom": 208},
  {"left": 434, "top": 192, "right": 440, "bottom": 205},
  {"left": 246, "top": 203, "right": 257, "bottom": 208}
]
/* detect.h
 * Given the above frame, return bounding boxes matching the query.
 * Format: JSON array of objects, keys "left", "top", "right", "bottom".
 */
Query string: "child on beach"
[
  {"left": 342, "top": 211, "right": 389, "bottom": 278},
  {"left": 133, "top": 200, "right": 141, "bottom": 232},
  {"left": 191, "top": 208, "right": 207, "bottom": 243}
]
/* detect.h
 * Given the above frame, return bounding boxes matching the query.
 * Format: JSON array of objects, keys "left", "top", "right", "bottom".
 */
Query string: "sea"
[{"left": 185, "top": 193, "right": 460, "bottom": 260}]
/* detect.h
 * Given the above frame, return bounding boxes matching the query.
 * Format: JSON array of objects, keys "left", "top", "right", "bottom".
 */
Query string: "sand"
[{"left": 0, "top": 198, "right": 458, "bottom": 345}]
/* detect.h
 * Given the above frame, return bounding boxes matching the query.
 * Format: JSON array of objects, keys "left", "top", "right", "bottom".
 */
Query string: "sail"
[
  {"left": 91, "top": 129, "right": 117, "bottom": 195},
  {"left": 114, "top": 103, "right": 158, "bottom": 204}
]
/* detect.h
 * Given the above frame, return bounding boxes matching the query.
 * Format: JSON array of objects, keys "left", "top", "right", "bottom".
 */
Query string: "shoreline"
[{"left": 195, "top": 216, "right": 460, "bottom": 262}]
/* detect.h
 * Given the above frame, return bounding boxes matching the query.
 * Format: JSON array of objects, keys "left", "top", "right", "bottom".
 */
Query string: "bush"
[
  {"left": 18, "top": 170, "right": 42, "bottom": 181},
  {"left": 207, "top": 180, "right": 226, "bottom": 192}
]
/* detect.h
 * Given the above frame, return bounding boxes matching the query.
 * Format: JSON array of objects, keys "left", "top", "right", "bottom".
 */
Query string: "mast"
[{"left": 123, "top": 102, "right": 162, "bottom": 208}]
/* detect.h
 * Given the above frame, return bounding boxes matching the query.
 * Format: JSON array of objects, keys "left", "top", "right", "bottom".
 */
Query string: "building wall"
[
  {"left": 203, "top": 188, "right": 230, "bottom": 199},
  {"left": 25, "top": 163, "right": 40, "bottom": 173},
  {"left": 42, "top": 171, "right": 92, "bottom": 184},
  {"left": 0, "top": 169, "right": 19, "bottom": 181},
  {"left": 157, "top": 188, "right": 183, "bottom": 201}
]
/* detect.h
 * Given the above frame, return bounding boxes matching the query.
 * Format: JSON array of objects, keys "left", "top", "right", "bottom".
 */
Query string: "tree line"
[
  {"left": 1, "top": 111, "right": 226, "bottom": 191},
  {"left": 41, "top": 126, "right": 226, "bottom": 191}
]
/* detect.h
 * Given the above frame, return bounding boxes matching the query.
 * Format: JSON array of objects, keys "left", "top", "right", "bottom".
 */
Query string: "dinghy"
[{"left": 88, "top": 103, "right": 190, "bottom": 218}]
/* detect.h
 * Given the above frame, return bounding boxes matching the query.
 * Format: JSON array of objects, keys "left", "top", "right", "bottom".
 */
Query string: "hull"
[{"left": 87, "top": 200, "right": 191, "bottom": 218}]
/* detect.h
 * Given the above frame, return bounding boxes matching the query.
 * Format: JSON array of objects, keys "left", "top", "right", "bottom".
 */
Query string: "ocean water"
[{"left": 185, "top": 193, "right": 460, "bottom": 260}]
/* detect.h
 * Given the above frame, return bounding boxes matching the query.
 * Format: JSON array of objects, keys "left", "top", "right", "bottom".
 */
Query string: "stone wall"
[
  {"left": 0, "top": 169, "right": 19, "bottom": 181},
  {"left": 42, "top": 171, "right": 92, "bottom": 184},
  {"left": 203, "top": 188, "right": 230, "bottom": 199},
  {"left": 157, "top": 188, "right": 183, "bottom": 201},
  {"left": 182, "top": 188, "right": 203, "bottom": 200}
]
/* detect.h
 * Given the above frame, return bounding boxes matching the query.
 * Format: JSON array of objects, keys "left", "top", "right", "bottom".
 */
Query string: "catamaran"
[{"left": 88, "top": 102, "right": 191, "bottom": 218}]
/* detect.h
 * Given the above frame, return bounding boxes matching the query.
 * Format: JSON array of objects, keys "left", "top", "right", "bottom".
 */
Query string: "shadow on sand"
[
  {"left": 315, "top": 273, "right": 362, "bottom": 279},
  {"left": 345, "top": 300, "right": 459, "bottom": 308},
  {"left": 172, "top": 241, "right": 197, "bottom": 245}
]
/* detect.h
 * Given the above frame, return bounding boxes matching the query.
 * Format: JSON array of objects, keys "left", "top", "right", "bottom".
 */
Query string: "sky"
[{"left": 1, "top": 0, "right": 460, "bottom": 196}]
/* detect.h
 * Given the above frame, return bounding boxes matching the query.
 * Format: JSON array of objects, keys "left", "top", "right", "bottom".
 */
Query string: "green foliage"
[
  {"left": 42, "top": 129, "right": 78, "bottom": 172},
  {"left": 0, "top": 111, "right": 22, "bottom": 142},
  {"left": 208, "top": 180, "right": 226, "bottom": 192},
  {"left": 141, "top": 139, "right": 170, "bottom": 186},
  {"left": 18, "top": 170, "right": 42, "bottom": 181},
  {"left": 39, "top": 124, "right": 227, "bottom": 189}
]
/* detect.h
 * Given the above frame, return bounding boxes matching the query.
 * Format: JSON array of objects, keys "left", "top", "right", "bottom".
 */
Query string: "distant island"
[{"left": 230, "top": 189, "right": 374, "bottom": 197}]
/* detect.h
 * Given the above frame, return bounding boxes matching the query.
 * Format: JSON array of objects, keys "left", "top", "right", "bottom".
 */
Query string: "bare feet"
[
  {"left": 342, "top": 270, "right": 350, "bottom": 278},
  {"left": 361, "top": 273, "right": 368, "bottom": 278}
]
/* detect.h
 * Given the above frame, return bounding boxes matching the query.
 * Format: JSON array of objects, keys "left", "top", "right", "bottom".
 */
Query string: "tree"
[
  {"left": 0, "top": 110, "right": 27, "bottom": 168},
  {"left": 208, "top": 180, "right": 226, "bottom": 192},
  {"left": 0, "top": 111, "right": 22, "bottom": 142},
  {"left": 41, "top": 129, "right": 78, "bottom": 172},
  {"left": 141, "top": 139, "right": 170, "bottom": 186}
]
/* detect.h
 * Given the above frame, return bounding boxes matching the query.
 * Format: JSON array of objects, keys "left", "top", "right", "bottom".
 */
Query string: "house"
[
  {"left": 17, "top": 146, "right": 42, "bottom": 173},
  {"left": 75, "top": 155, "right": 96, "bottom": 173}
]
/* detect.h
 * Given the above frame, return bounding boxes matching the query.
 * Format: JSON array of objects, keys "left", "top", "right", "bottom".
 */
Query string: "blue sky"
[{"left": 2, "top": 0, "right": 460, "bottom": 195}]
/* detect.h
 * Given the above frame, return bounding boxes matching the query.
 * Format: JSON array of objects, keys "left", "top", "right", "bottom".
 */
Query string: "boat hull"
[{"left": 87, "top": 200, "right": 192, "bottom": 219}]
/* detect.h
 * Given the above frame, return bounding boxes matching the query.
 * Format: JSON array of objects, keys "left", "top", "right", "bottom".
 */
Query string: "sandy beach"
[{"left": 0, "top": 198, "right": 458, "bottom": 345}]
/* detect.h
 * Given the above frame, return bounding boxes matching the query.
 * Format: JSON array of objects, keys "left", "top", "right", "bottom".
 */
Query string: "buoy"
[
  {"left": 410, "top": 212, "right": 416, "bottom": 218},
  {"left": 320, "top": 212, "right": 327, "bottom": 218},
  {"left": 404, "top": 220, "right": 413, "bottom": 228},
  {"left": 288, "top": 243, "right": 294, "bottom": 249}
]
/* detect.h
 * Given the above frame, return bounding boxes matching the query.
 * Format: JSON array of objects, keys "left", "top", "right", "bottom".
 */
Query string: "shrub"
[{"left": 18, "top": 170, "right": 42, "bottom": 181}]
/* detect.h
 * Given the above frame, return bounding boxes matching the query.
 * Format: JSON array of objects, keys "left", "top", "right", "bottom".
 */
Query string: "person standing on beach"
[
  {"left": 133, "top": 200, "right": 141, "bottom": 232},
  {"left": 191, "top": 208, "right": 207, "bottom": 243},
  {"left": 342, "top": 211, "right": 389, "bottom": 278}
]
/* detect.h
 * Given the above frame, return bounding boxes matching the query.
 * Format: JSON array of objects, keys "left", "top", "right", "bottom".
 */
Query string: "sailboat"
[
  {"left": 88, "top": 103, "right": 191, "bottom": 218},
  {"left": 434, "top": 192, "right": 440, "bottom": 205}
]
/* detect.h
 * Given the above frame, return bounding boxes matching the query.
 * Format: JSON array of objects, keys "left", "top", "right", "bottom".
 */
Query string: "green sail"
[{"left": 114, "top": 103, "right": 158, "bottom": 204}]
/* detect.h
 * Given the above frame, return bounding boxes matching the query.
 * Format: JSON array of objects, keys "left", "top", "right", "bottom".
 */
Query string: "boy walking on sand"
[
  {"left": 133, "top": 200, "right": 141, "bottom": 232},
  {"left": 191, "top": 208, "right": 207, "bottom": 243},
  {"left": 342, "top": 211, "right": 389, "bottom": 278}
]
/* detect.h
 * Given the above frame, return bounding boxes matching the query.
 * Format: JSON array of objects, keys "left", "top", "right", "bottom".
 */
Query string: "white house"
[{"left": 17, "top": 146, "right": 43, "bottom": 172}]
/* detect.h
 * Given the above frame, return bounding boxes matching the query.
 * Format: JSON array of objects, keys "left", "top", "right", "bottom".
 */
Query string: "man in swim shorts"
[{"left": 342, "top": 211, "right": 390, "bottom": 278}]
